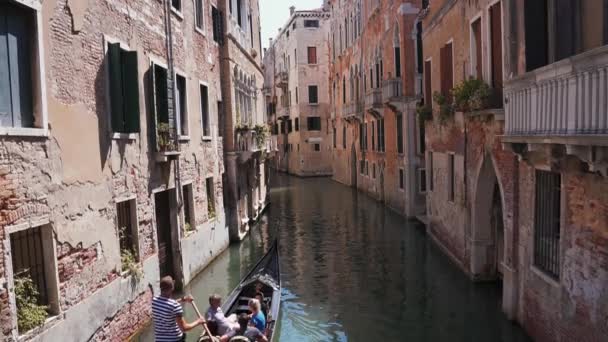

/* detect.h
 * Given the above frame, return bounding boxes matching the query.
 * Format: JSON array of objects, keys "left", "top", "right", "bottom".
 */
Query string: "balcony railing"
[
  {"left": 278, "top": 106, "right": 290, "bottom": 119},
  {"left": 342, "top": 101, "right": 363, "bottom": 120},
  {"left": 236, "top": 129, "right": 271, "bottom": 155},
  {"left": 382, "top": 78, "right": 403, "bottom": 101},
  {"left": 276, "top": 71, "right": 288, "bottom": 88},
  {"left": 365, "top": 88, "right": 383, "bottom": 112},
  {"left": 504, "top": 46, "right": 608, "bottom": 138},
  {"left": 154, "top": 121, "right": 180, "bottom": 162}
]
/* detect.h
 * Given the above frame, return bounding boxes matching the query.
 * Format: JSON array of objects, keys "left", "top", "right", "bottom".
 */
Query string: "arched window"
[{"left": 393, "top": 24, "right": 401, "bottom": 78}]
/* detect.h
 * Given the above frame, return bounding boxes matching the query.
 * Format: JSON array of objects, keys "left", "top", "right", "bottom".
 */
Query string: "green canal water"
[{"left": 138, "top": 173, "right": 531, "bottom": 342}]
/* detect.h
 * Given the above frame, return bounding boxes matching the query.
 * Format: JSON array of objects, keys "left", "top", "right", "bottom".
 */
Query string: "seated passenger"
[
  {"left": 247, "top": 298, "right": 266, "bottom": 333},
  {"left": 220, "top": 313, "right": 268, "bottom": 342},
  {"left": 254, "top": 292, "right": 268, "bottom": 319},
  {"left": 205, "top": 294, "right": 239, "bottom": 336}
]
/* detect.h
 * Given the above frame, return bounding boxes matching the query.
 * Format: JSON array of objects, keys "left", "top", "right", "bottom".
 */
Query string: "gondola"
[{"left": 199, "top": 239, "right": 281, "bottom": 341}]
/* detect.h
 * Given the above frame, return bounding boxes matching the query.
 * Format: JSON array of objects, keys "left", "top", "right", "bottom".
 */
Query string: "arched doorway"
[
  {"left": 351, "top": 144, "right": 357, "bottom": 188},
  {"left": 470, "top": 155, "right": 505, "bottom": 280}
]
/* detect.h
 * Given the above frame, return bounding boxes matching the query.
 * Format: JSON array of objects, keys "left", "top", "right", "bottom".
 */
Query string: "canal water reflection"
[{"left": 138, "top": 173, "right": 530, "bottom": 342}]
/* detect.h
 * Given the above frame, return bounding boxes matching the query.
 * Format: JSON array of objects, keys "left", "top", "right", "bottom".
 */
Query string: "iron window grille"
[{"left": 534, "top": 170, "right": 561, "bottom": 279}]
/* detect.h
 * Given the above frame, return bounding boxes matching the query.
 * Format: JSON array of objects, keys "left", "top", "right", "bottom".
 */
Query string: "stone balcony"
[
  {"left": 502, "top": 45, "right": 608, "bottom": 175},
  {"left": 236, "top": 128, "right": 271, "bottom": 163},
  {"left": 382, "top": 78, "right": 404, "bottom": 105},
  {"left": 275, "top": 71, "right": 288, "bottom": 88},
  {"left": 277, "top": 106, "right": 290, "bottom": 120},
  {"left": 342, "top": 102, "right": 362, "bottom": 122},
  {"left": 365, "top": 88, "right": 383, "bottom": 117}
]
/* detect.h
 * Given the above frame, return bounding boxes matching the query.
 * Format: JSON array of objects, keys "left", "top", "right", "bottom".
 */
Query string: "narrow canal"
[{"left": 139, "top": 173, "right": 530, "bottom": 341}]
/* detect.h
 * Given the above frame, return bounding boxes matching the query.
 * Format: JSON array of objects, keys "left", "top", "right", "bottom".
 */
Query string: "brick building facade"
[
  {"left": 421, "top": 0, "right": 608, "bottom": 341},
  {"left": 328, "top": 0, "right": 426, "bottom": 217},
  {"left": 264, "top": 5, "right": 333, "bottom": 177},
  {"left": 0, "top": 0, "right": 244, "bottom": 340},
  {"left": 218, "top": 0, "right": 270, "bottom": 242}
]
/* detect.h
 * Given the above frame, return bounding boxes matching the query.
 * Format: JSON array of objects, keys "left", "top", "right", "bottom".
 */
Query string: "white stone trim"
[
  {"left": 1, "top": 1, "right": 49, "bottom": 136},
  {"left": 4, "top": 220, "right": 61, "bottom": 338},
  {"left": 468, "top": 12, "right": 483, "bottom": 78},
  {"left": 174, "top": 70, "right": 190, "bottom": 138},
  {"left": 114, "top": 197, "right": 141, "bottom": 262}
]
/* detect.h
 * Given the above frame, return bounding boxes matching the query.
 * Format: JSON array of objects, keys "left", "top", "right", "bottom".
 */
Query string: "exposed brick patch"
[
  {"left": 89, "top": 289, "right": 153, "bottom": 341},
  {"left": 56, "top": 241, "right": 120, "bottom": 309}
]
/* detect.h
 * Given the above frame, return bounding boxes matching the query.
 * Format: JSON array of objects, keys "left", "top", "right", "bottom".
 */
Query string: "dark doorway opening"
[{"left": 155, "top": 189, "right": 175, "bottom": 279}]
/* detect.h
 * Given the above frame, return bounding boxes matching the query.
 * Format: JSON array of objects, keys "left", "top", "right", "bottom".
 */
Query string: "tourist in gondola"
[
  {"left": 152, "top": 276, "right": 206, "bottom": 342},
  {"left": 205, "top": 294, "right": 239, "bottom": 335},
  {"left": 254, "top": 292, "right": 268, "bottom": 319},
  {"left": 247, "top": 298, "right": 266, "bottom": 333},
  {"left": 219, "top": 314, "right": 268, "bottom": 342}
]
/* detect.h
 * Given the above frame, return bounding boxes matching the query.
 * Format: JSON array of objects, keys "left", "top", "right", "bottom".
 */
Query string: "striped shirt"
[{"left": 152, "top": 296, "right": 184, "bottom": 342}]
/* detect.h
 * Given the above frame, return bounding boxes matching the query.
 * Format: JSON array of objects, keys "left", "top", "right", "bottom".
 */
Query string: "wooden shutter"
[
  {"left": 308, "top": 47, "right": 317, "bottom": 64},
  {"left": 424, "top": 60, "right": 432, "bottom": 107},
  {"left": 490, "top": 2, "right": 503, "bottom": 99},
  {"left": 440, "top": 43, "right": 453, "bottom": 102},
  {"left": 0, "top": 5, "right": 33, "bottom": 128},
  {"left": 122, "top": 50, "right": 140, "bottom": 132},
  {"left": 0, "top": 8, "right": 12, "bottom": 126},
  {"left": 108, "top": 43, "right": 124, "bottom": 132}
]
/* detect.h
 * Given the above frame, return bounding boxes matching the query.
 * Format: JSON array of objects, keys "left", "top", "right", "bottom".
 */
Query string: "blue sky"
[{"left": 259, "top": 0, "right": 324, "bottom": 49}]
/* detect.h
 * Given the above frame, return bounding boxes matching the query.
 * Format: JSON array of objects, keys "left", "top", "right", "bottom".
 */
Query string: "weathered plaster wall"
[
  {"left": 329, "top": 0, "right": 423, "bottom": 217},
  {"left": 1, "top": 0, "right": 227, "bottom": 339},
  {"left": 516, "top": 159, "right": 608, "bottom": 342}
]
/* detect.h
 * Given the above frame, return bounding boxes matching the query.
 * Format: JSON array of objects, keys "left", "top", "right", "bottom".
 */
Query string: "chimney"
[{"left": 289, "top": 6, "right": 295, "bottom": 15}]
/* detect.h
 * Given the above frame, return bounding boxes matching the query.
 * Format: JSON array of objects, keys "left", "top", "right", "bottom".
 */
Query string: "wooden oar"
[{"left": 191, "top": 300, "right": 214, "bottom": 339}]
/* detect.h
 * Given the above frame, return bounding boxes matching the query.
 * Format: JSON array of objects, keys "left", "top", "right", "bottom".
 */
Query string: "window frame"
[
  {"left": 448, "top": 153, "right": 455, "bottom": 202},
  {"left": 0, "top": 0, "right": 49, "bottom": 137},
  {"left": 104, "top": 35, "right": 141, "bottom": 140},
  {"left": 171, "top": 0, "right": 184, "bottom": 18},
  {"left": 308, "top": 85, "right": 319, "bottom": 104},
  {"left": 307, "top": 46, "right": 318, "bottom": 64},
  {"left": 174, "top": 70, "right": 190, "bottom": 139},
  {"left": 6, "top": 220, "right": 61, "bottom": 335},
  {"left": 428, "top": 151, "right": 434, "bottom": 192},
  {"left": 182, "top": 182, "right": 196, "bottom": 233},
  {"left": 532, "top": 169, "right": 563, "bottom": 280},
  {"left": 304, "top": 20, "right": 319, "bottom": 28},
  {"left": 417, "top": 168, "right": 427, "bottom": 194},
  {"left": 206, "top": 176, "right": 216, "bottom": 220},
  {"left": 194, "top": 0, "right": 205, "bottom": 35},
  {"left": 115, "top": 196, "right": 140, "bottom": 265},
  {"left": 307, "top": 116, "right": 322, "bottom": 131},
  {"left": 199, "top": 81, "right": 212, "bottom": 140},
  {"left": 469, "top": 14, "right": 483, "bottom": 79}
]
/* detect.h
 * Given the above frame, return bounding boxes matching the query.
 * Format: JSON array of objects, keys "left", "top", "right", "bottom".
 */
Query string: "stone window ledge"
[
  {"left": 0, "top": 127, "right": 49, "bottom": 138},
  {"left": 202, "top": 136, "right": 213, "bottom": 142},
  {"left": 111, "top": 132, "right": 138, "bottom": 141}
]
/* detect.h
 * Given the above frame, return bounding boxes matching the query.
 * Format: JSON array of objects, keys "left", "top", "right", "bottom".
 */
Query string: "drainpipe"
[{"left": 163, "top": 0, "right": 185, "bottom": 289}]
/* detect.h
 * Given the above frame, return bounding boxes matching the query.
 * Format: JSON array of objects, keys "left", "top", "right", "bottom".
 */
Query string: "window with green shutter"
[
  {"left": 0, "top": 3, "right": 34, "bottom": 128},
  {"left": 108, "top": 43, "right": 140, "bottom": 133}
]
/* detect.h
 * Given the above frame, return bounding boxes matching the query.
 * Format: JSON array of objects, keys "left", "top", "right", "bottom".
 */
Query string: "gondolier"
[{"left": 152, "top": 276, "right": 206, "bottom": 342}]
